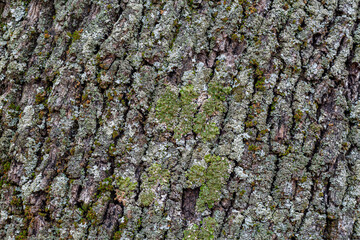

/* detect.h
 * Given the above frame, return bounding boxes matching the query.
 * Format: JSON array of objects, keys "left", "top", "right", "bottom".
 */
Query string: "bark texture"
[{"left": 1, "top": 0, "right": 360, "bottom": 239}]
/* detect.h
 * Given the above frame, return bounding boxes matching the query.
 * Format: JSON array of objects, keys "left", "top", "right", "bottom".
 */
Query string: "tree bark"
[{"left": 1, "top": 0, "right": 360, "bottom": 239}]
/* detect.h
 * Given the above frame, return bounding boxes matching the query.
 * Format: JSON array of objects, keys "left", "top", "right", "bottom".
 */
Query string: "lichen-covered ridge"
[{"left": 1, "top": 0, "right": 360, "bottom": 239}]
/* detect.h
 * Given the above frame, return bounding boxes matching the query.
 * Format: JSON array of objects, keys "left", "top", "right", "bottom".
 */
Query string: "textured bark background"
[{"left": 1, "top": 0, "right": 360, "bottom": 239}]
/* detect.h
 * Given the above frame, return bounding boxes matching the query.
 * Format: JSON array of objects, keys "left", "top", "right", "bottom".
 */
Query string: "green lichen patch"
[
  {"left": 139, "top": 163, "right": 170, "bottom": 207},
  {"left": 67, "top": 29, "right": 83, "bottom": 43},
  {"left": 193, "top": 113, "right": 220, "bottom": 142},
  {"left": 186, "top": 164, "right": 206, "bottom": 187},
  {"left": 186, "top": 155, "right": 231, "bottom": 212},
  {"left": 174, "top": 85, "right": 199, "bottom": 139},
  {"left": 155, "top": 83, "right": 231, "bottom": 142},
  {"left": 115, "top": 177, "right": 136, "bottom": 205},
  {"left": 155, "top": 87, "right": 180, "bottom": 128},
  {"left": 97, "top": 177, "right": 114, "bottom": 196},
  {"left": 183, "top": 217, "right": 217, "bottom": 240},
  {"left": 97, "top": 176, "right": 136, "bottom": 205},
  {"left": 86, "top": 206, "right": 99, "bottom": 225}
]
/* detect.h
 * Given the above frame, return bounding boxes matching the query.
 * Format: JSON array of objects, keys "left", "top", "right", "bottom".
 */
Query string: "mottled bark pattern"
[{"left": 1, "top": 0, "right": 360, "bottom": 239}]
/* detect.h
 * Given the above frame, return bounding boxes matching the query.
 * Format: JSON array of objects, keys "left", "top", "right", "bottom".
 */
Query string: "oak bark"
[{"left": 1, "top": 0, "right": 360, "bottom": 239}]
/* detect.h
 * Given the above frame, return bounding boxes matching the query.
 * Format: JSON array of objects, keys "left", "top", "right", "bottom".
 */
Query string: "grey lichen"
[{"left": 0, "top": 0, "right": 360, "bottom": 239}]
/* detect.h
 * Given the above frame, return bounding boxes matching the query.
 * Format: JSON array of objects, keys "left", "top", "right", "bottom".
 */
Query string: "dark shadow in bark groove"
[{"left": 181, "top": 187, "right": 200, "bottom": 221}]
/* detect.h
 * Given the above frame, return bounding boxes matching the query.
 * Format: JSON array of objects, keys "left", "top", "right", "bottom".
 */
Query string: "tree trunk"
[{"left": 1, "top": 0, "right": 360, "bottom": 239}]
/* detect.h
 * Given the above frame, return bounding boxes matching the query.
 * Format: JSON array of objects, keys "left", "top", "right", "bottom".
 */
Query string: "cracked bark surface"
[{"left": 1, "top": 0, "right": 360, "bottom": 239}]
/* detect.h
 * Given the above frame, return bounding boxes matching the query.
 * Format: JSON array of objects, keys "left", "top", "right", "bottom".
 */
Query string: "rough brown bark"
[{"left": 1, "top": 0, "right": 360, "bottom": 239}]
